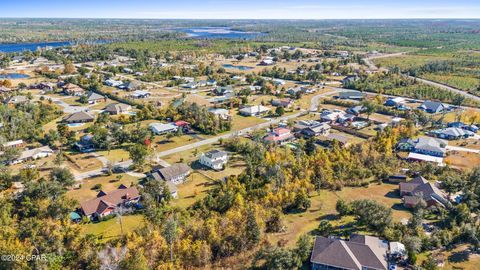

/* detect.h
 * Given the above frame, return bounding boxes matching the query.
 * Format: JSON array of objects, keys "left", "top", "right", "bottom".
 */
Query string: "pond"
[
  {"left": 0, "top": 73, "right": 30, "bottom": 79},
  {"left": 175, "top": 27, "right": 264, "bottom": 39},
  {"left": 0, "top": 41, "right": 72, "bottom": 53},
  {"left": 222, "top": 64, "right": 254, "bottom": 71}
]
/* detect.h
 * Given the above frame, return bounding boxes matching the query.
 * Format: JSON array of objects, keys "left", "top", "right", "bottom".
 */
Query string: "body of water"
[
  {"left": 0, "top": 41, "right": 72, "bottom": 53},
  {"left": 176, "top": 27, "right": 264, "bottom": 39},
  {"left": 222, "top": 64, "right": 254, "bottom": 70},
  {"left": 0, "top": 73, "right": 30, "bottom": 79}
]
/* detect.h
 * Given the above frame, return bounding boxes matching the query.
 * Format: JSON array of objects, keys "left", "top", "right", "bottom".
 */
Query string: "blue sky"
[{"left": 3, "top": 0, "right": 480, "bottom": 19}]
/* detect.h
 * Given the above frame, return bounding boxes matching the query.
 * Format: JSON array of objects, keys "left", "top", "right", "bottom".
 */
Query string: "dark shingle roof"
[{"left": 311, "top": 236, "right": 388, "bottom": 270}]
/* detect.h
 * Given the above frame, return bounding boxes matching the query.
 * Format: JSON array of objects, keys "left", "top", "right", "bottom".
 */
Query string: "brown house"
[
  {"left": 399, "top": 176, "right": 448, "bottom": 208},
  {"left": 80, "top": 185, "right": 140, "bottom": 219}
]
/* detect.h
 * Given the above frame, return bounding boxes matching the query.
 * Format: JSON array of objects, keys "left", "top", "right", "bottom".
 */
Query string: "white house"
[
  {"left": 200, "top": 150, "right": 228, "bottom": 170},
  {"left": 239, "top": 105, "right": 270, "bottom": 117},
  {"left": 208, "top": 108, "right": 230, "bottom": 120},
  {"left": 12, "top": 146, "right": 54, "bottom": 164},
  {"left": 149, "top": 123, "right": 178, "bottom": 135}
]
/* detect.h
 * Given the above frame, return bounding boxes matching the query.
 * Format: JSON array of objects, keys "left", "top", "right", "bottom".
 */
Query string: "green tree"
[{"left": 128, "top": 144, "right": 150, "bottom": 169}]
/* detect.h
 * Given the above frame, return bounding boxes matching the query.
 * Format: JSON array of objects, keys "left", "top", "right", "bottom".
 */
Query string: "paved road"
[
  {"left": 74, "top": 160, "right": 133, "bottom": 181},
  {"left": 73, "top": 90, "right": 342, "bottom": 180}
]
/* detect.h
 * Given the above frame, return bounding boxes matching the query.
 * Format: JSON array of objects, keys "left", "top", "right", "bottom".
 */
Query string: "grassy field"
[
  {"left": 417, "top": 245, "right": 480, "bottom": 270},
  {"left": 172, "top": 172, "right": 213, "bottom": 209},
  {"left": 82, "top": 214, "right": 145, "bottom": 240},
  {"left": 445, "top": 151, "right": 480, "bottom": 171},
  {"left": 269, "top": 182, "right": 411, "bottom": 247},
  {"left": 230, "top": 113, "right": 267, "bottom": 131},
  {"left": 65, "top": 151, "right": 104, "bottom": 172}
]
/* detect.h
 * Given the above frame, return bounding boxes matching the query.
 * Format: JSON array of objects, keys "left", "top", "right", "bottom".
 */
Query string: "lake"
[
  {"left": 0, "top": 73, "right": 30, "bottom": 79},
  {"left": 222, "top": 64, "right": 254, "bottom": 70},
  {"left": 0, "top": 41, "right": 72, "bottom": 53},
  {"left": 176, "top": 27, "right": 264, "bottom": 39}
]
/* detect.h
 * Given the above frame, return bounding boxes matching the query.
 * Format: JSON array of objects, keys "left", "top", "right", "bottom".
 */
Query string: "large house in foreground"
[
  {"left": 311, "top": 234, "right": 388, "bottom": 270},
  {"left": 200, "top": 149, "right": 228, "bottom": 170},
  {"left": 80, "top": 185, "right": 140, "bottom": 220},
  {"left": 399, "top": 176, "right": 448, "bottom": 208}
]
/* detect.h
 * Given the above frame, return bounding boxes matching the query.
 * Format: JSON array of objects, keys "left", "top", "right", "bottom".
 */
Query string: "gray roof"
[
  {"left": 414, "top": 137, "right": 447, "bottom": 154},
  {"left": 157, "top": 163, "right": 191, "bottom": 182},
  {"left": 104, "top": 103, "right": 131, "bottom": 114},
  {"left": 204, "top": 149, "right": 227, "bottom": 159},
  {"left": 87, "top": 92, "right": 105, "bottom": 101},
  {"left": 63, "top": 111, "right": 95, "bottom": 122},
  {"left": 420, "top": 101, "right": 446, "bottom": 112},
  {"left": 5, "top": 95, "right": 28, "bottom": 104},
  {"left": 311, "top": 235, "right": 388, "bottom": 270}
]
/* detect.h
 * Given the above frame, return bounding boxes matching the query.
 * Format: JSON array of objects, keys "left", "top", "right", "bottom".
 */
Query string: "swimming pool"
[
  {"left": 67, "top": 123, "right": 85, "bottom": 128},
  {"left": 0, "top": 73, "right": 30, "bottom": 79},
  {"left": 222, "top": 64, "right": 254, "bottom": 71}
]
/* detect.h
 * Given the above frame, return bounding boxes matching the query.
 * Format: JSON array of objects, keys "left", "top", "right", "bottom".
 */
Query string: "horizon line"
[{"left": 1, "top": 17, "right": 480, "bottom": 20}]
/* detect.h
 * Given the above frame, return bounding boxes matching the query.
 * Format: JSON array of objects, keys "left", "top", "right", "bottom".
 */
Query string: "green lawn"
[
  {"left": 269, "top": 182, "right": 411, "bottom": 247},
  {"left": 82, "top": 214, "right": 145, "bottom": 240}
]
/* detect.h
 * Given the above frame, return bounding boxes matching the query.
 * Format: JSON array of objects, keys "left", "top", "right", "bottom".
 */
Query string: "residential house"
[
  {"left": 208, "top": 108, "right": 230, "bottom": 120},
  {"left": 300, "top": 123, "right": 331, "bottom": 138},
  {"left": 4, "top": 95, "right": 28, "bottom": 105},
  {"left": 429, "top": 127, "right": 474, "bottom": 140},
  {"left": 271, "top": 98, "right": 294, "bottom": 108},
  {"left": 104, "top": 103, "right": 132, "bottom": 115},
  {"left": 239, "top": 105, "right": 270, "bottom": 117},
  {"left": 149, "top": 122, "right": 178, "bottom": 135},
  {"left": 263, "top": 127, "right": 294, "bottom": 144},
  {"left": 418, "top": 101, "right": 448, "bottom": 114},
  {"left": 118, "top": 81, "right": 138, "bottom": 91},
  {"left": 130, "top": 90, "right": 151, "bottom": 99},
  {"left": 321, "top": 133, "right": 350, "bottom": 147},
  {"left": 412, "top": 137, "right": 447, "bottom": 157},
  {"left": 151, "top": 163, "right": 191, "bottom": 185},
  {"left": 74, "top": 134, "right": 95, "bottom": 153},
  {"left": 399, "top": 176, "right": 448, "bottom": 208},
  {"left": 86, "top": 92, "right": 106, "bottom": 104},
  {"left": 199, "top": 149, "right": 228, "bottom": 170},
  {"left": 63, "top": 83, "right": 85, "bottom": 96},
  {"left": 384, "top": 97, "right": 405, "bottom": 107},
  {"left": 335, "top": 91, "right": 365, "bottom": 100},
  {"left": 12, "top": 146, "right": 54, "bottom": 164},
  {"left": 80, "top": 185, "right": 140, "bottom": 220},
  {"left": 2, "top": 139, "right": 25, "bottom": 149},
  {"left": 346, "top": 105, "right": 365, "bottom": 116},
  {"left": 63, "top": 111, "right": 95, "bottom": 123},
  {"left": 260, "top": 59, "right": 275, "bottom": 66},
  {"left": 214, "top": 86, "right": 234, "bottom": 96},
  {"left": 0, "top": 86, "right": 12, "bottom": 94},
  {"left": 311, "top": 234, "right": 388, "bottom": 270},
  {"left": 293, "top": 120, "right": 321, "bottom": 131},
  {"left": 287, "top": 87, "right": 304, "bottom": 96},
  {"left": 320, "top": 110, "right": 345, "bottom": 123},
  {"left": 104, "top": 79, "right": 123, "bottom": 87},
  {"left": 396, "top": 138, "right": 416, "bottom": 151},
  {"left": 447, "top": 122, "right": 479, "bottom": 133}
]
